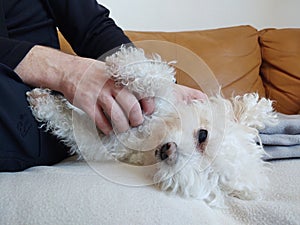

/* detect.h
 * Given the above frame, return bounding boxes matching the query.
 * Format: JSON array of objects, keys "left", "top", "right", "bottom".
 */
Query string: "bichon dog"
[{"left": 27, "top": 46, "right": 277, "bottom": 207}]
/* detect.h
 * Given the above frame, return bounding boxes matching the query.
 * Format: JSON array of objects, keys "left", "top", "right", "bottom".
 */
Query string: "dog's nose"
[
  {"left": 198, "top": 129, "right": 208, "bottom": 144},
  {"left": 156, "top": 142, "right": 177, "bottom": 164}
]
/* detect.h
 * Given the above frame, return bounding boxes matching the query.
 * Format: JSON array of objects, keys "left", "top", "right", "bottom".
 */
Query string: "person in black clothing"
[{"left": 0, "top": 0, "right": 206, "bottom": 172}]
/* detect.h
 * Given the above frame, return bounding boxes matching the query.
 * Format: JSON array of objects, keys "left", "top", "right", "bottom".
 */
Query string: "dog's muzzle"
[{"left": 155, "top": 142, "right": 178, "bottom": 165}]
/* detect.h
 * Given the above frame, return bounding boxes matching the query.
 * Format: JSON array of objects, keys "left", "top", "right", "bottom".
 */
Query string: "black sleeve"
[
  {"left": 0, "top": 38, "right": 35, "bottom": 69},
  {"left": 43, "top": 0, "right": 131, "bottom": 59},
  {"left": 0, "top": 0, "right": 35, "bottom": 69}
]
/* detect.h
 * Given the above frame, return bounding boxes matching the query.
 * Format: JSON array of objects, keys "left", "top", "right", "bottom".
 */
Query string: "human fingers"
[
  {"left": 176, "top": 84, "right": 207, "bottom": 102},
  {"left": 83, "top": 103, "right": 113, "bottom": 135},
  {"left": 186, "top": 87, "right": 207, "bottom": 101},
  {"left": 93, "top": 108, "right": 113, "bottom": 135},
  {"left": 113, "top": 87, "right": 144, "bottom": 127},
  {"left": 140, "top": 97, "right": 155, "bottom": 115},
  {"left": 99, "top": 93, "right": 131, "bottom": 133}
]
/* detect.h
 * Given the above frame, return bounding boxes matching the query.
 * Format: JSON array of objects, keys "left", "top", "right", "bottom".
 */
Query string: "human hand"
[
  {"left": 15, "top": 45, "right": 155, "bottom": 135},
  {"left": 59, "top": 58, "right": 156, "bottom": 135},
  {"left": 15, "top": 46, "right": 205, "bottom": 135},
  {"left": 174, "top": 84, "right": 207, "bottom": 103}
]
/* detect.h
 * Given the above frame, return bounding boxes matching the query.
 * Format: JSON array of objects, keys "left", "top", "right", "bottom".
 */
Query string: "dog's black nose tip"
[
  {"left": 198, "top": 129, "right": 208, "bottom": 144},
  {"left": 158, "top": 142, "right": 177, "bottom": 162}
]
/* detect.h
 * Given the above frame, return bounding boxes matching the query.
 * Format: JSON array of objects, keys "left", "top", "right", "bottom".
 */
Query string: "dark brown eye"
[{"left": 198, "top": 129, "right": 208, "bottom": 144}]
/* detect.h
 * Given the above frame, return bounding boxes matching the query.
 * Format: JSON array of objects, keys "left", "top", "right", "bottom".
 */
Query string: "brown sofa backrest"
[
  {"left": 126, "top": 25, "right": 266, "bottom": 98},
  {"left": 58, "top": 25, "right": 300, "bottom": 114},
  {"left": 259, "top": 28, "right": 300, "bottom": 114}
]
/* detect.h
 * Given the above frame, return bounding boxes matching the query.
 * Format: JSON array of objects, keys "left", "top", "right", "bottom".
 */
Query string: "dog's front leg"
[{"left": 105, "top": 46, "right": 176, "bottom": 100}]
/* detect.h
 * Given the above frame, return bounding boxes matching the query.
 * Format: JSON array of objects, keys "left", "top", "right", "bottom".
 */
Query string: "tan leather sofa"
[{"left": 58, "top": 25, "right": 300, "bottom": 114}]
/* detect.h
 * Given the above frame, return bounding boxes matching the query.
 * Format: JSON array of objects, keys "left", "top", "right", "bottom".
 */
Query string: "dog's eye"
[{"left": 198, "top": 129, "right": 208, "bottom": 144}]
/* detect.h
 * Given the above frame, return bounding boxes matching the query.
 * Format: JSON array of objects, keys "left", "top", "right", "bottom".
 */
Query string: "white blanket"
[{"left": 0, "top": 157, "right": 300, "bottom": 225}]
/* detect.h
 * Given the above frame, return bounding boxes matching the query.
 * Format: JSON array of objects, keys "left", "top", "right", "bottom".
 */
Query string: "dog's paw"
[
  {"left": 232, "top": 93, "right": 277, "bottom": 129},
  {"left": 26, "top": 88, "right": 52, "bottom": 108}
]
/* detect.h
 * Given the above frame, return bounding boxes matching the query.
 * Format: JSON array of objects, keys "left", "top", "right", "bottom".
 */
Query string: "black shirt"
[{"left": 0, "top": 0, "right": 131, "bottom": 69}]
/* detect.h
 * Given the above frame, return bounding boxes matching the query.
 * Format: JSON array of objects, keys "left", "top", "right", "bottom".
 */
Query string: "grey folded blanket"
[{"left": 259, "top": 113, "right": 300, "bottom": 160}]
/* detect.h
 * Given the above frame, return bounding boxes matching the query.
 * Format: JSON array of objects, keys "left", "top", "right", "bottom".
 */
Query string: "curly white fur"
[{"left": 27, "top": 46, "right": 277, "bottom": 207}]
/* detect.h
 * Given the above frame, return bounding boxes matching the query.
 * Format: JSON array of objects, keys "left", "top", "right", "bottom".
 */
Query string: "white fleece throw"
[{"left": 0, "top": 157, "right": 300, "bottom": 225}]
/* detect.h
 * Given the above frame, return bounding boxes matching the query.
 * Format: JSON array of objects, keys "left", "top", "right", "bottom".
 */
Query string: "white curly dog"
[{"left": 27, "top": 46, "right": 277, "bottom": 207}]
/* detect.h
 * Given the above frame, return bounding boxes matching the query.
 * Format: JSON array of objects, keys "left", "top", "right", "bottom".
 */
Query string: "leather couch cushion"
[
  {"left": 126, "top": 25, "right": 266, "bottom": 98},
  {"left": 259, "top": 28, "right": 300, "bottom": 114},
  {"left": 58, "top": 30, "right": 76, "bottom": 55}
]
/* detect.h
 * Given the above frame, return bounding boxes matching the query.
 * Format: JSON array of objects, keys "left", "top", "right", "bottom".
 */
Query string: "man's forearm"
[{"left": 14, "top": 45, "right": 94, "bottom": 101}]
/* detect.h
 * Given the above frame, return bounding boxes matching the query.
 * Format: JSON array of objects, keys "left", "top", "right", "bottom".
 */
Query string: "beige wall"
[{"left": 98, "top": 0, "right": 300, "bottom": 31}]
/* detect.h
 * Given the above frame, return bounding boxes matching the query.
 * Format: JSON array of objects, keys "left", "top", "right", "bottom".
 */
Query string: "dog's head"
[
  {"left": 106, "top": 47, "right": 273, "bottom": 206},
  {"left": 128, "top": 96, "right": 272, "bottom": 206},
  {"left": 148, "top": 99, "right": 220, "bottom": 202}
]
